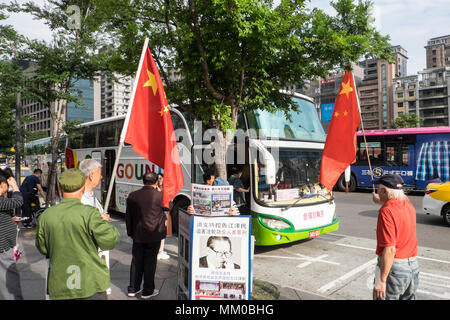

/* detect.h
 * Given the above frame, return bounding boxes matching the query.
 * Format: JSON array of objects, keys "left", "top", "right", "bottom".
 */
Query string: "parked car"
[{"left": 423, "top": 181, "right": 450, "bottom": 227}]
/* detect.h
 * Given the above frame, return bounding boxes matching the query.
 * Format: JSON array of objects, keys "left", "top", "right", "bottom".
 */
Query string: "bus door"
[
  {"left": 191, "top": 144, "right": 215, "bottom": 185},
  {"left": 103, "top": 149, "right": 116, "bottom": 211}
]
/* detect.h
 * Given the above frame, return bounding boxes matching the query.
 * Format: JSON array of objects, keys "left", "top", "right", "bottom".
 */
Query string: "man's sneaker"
[
  {"left": 141, "top": 289, "right": 159, "bottom": 299},
  {"left": 127, "top": 288, "right": 142, "bottom": 297},
  {"left": 157, "top": 251, "right": 170, "bottom": 260}
]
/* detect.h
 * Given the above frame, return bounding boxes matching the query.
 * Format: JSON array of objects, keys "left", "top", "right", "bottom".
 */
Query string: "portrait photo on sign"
[{"left": 198, "top": 235, "right": 241, "bottom": 270}]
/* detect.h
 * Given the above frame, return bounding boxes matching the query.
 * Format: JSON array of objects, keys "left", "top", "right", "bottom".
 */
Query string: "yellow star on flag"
[
  {"left": 159, "top": 105, "right": 169, "bottom": 117},
  {"left": 343, "top": 110, "right": 348, "bottom": 116},
  {"left": 334, "top": 112, "right": 339, "bottom": 117},
  {"left": 339, "top": 80, "right": 354, "bottom": 99},
  {"left": 143, "top": 69, "right": 158, "bottom": 96}
]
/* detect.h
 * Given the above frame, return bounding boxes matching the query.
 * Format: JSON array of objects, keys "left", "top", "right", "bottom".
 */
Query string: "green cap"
[{"left": 59, "top": 168, "right": 86, "bottom": 193}]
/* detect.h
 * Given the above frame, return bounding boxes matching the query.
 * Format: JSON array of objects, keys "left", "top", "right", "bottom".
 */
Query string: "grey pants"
[
  {"left": 383, "top": 260, "right": 420, "bottom": 300},
  {"left": 0, "top": 248, "right": 23, "bottom": 300}
]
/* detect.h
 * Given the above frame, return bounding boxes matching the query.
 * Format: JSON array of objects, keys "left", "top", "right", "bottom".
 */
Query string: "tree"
[
  {"left": 0, "top": 5, "right": 28, "bottom": 178},
  {"left": 392, "top": 113, "right": 420, "bottom": 128},
  {"left": 95, "top": 0, "right": 392, "bottom": 178},
  {"left": 8, "top": 1, "right": 111, "bottom": 205}
]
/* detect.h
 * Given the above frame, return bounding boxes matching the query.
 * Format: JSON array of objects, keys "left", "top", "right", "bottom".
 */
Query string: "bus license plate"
[{"left": 309, "top": 230, "right": 320, "bottom": 239}]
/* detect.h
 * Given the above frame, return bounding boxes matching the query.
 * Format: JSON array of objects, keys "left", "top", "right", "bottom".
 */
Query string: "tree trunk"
[
  {"left": 213, "top": 105, "right": 239, "bottom": 180},
  {"left": 46, "top": 99, "right": 65, "bottom": 207}
]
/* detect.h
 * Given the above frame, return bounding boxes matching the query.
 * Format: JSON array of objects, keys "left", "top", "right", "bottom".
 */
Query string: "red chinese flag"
[
  {"left": 320, "top": 71, "right": 361, "bottom": 190},
  {"left": 65, "top": 147, "right": 75, "bottom": 169},
  {"left": 124, "top": 45, "right": 184, "bottom": 207}
]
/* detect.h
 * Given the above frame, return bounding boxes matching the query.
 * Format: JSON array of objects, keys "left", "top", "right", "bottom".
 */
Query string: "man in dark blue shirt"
[
  {"left": 19, "top": 169, "right": 45, "bottom": 228},
  {"left": 228, "top": 167, "right": 249, "bottom": 205}
]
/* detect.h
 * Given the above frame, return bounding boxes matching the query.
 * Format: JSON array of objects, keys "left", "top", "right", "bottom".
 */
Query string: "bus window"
[
  {"left": 358, "top": 141, "right": 382, "bottom": 165},
  {"left": 98, "top": 124, "right": 116, "bottom": 147},
  {"left": 385, "top": 144, "right": 409, "bottom": 167},
  {"left": 82, "top": 126, "right": 96, "bottom": 148},
  {"left": 401, "top": 145, "right": 409, "bottom": 166},
  {"left": 386, "top": 146, "right": 396, "bottom": 165}
]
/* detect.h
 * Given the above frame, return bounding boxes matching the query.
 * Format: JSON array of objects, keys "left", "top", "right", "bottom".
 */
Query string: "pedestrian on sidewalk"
[
  {"left": 372, "top": 174, "right": 419, "bottom": 300},
  {"left": 126, "top": 172, "right": 166, "bottom": 299},
  {"left": 35, "top": 168, "right": 120, "bottom": 300},
  {"left": 79, "top": 159, "right": 112, "bottom": 294},
  {"left": 156, "top": 173, "right": 170, "bottom": 260},
  {"left": 19, "top": 169, "right": 46, "bottom": 228},
  {"left": 0, "top": 171, "right": 24, "bottom": 300}
]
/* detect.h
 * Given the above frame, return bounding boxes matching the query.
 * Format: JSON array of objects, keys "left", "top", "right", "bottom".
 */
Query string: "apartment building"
[
  {"left": 418, "top": 67, "right": 450, "bottom": 126},
  {"left": 425, "top": 35, "right": 450, "bottom": 69},
  {"left": 393, "top": 75, "right": 418, "bottom": 118},
  {"left": 393, "top": 67, "right": 450, "bottom": 127},
  {"left": 357, "top": 46, "right": 408, "bottom": 130},
  {"left": 100, "top": 72, "right": 133, "bottom": 119}
]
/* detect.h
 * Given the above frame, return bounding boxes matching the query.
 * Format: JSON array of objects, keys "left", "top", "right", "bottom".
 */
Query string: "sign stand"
[{"left": 177, "top": 209, "right": 252, "bottom": 300}]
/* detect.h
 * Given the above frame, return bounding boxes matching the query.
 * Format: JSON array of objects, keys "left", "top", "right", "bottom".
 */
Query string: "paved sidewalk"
[{"left": 16, "top": 219, "right": 330, "bottom": 300}]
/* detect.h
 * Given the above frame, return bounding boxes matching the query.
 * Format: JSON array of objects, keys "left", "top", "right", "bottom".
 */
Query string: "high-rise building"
[
  {"left": 20, "top": 60, "right": 98, "bottom": 137},
  {"left": 100, "top": 72, "right": 133, "bottom": 119},
  {"left": 417, "top": 66, "right": 450, "bottom": 127},
  {"left": 393, "top": 45, "right": 408, "bottom": 78},
  {"left": 393, "top": 75, "right": 419, "bottom": 119},
  {"left": 425, "top": 35, "right": 450, "bottom": 69},
  {"left": 393, "top": 67, "right": 450, "bottom": 127},
  {"left": 66, "top": 78, "right": 95, "bottom": 123},
  {"left": 357, "top": 46, "right": 408, "bottom": 130},
  {"left": 20, "top": 61, "right": 58, "bottom": 137}
]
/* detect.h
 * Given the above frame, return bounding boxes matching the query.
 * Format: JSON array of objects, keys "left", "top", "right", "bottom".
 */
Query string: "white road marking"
[
  {"left": 417, "top": 289, "right": 450, "bottom": 299},
  {"left": 335, "top": 243, "right": 450, "bottom": 264},
  {"left": 335, "top": 243, "right": 374, "bottom": 251},
  {"left": 318, "top": 258, "right": 378, "bottom": 294},
  {"left": 295, "top": 254, "right": 340, "bottom": 269},
  {"left": 256, "top": 253, "right": 340, "bottom": 270}
]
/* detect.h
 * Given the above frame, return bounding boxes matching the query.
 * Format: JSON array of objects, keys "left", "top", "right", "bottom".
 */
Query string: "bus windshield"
[
  {"left": 247, "top": 97, "right": 326, "bottom": 142},
  {"left": 255, "top": 148, "right": 331, "bottom": 205}
]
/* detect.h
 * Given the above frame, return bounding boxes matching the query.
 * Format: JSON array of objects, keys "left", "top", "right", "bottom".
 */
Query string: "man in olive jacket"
[
  {"left": 126, "top": 172, "right": 166, "bottom": 299},
  {"left": 36, "top": 169, "right": 120, "bottom": 300}
]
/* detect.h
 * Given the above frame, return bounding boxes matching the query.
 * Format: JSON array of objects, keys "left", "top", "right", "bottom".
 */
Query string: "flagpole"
[
  {"left": 103, "top": 37, "right": 149, "bottom": 211},
  {"left": 352, "top": 72, "right": 375, "bottom": 192}
]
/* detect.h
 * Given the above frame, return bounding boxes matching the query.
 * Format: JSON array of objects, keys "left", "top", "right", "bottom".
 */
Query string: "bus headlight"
[{"left": 261, "top": 217, "right": 292, "bottom": 231}]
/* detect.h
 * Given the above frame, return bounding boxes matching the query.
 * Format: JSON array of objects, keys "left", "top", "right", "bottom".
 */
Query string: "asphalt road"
[
  {"left": 252, "top": 190, "right": 450, "bottom": 300},
  {"left": 333, "top": 190, "right": 450, "bottom": 251}
]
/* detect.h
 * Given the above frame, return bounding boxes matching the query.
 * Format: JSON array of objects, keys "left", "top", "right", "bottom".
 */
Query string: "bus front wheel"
[
  {"left": 336, "top": 174, "right": 356, "bottom": 192},
  {"left": 170, "top": 197, "right": 190, "bottom": 235}
]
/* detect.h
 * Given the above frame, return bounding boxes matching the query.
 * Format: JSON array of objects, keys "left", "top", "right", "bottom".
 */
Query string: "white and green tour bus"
[{"left": 65, "top": 92, "right": 339, "bottom": 246}]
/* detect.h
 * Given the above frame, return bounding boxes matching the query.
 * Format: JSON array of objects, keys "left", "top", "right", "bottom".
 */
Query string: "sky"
[{"left": 1, "top": 0, "right": 449, "bottom": 76}]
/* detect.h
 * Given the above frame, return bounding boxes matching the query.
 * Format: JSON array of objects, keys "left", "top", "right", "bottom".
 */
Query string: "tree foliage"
[
  {"left": 94, "top": 0, "right": 392, "bottom": 176},
  {"left": 392, "top": 113, "right": 420, "bottom": 129},
  {"left": 7, "top": 0, "right": 112, "bottom": 204}
]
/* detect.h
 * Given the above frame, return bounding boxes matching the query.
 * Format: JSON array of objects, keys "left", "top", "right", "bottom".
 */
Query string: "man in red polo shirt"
[{"left": 372, "top": 174, "right": 419, "bottom": 300}]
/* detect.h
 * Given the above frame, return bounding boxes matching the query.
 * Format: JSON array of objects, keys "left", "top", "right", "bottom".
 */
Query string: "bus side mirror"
[
  {"left": 264, "top": 158, "right": 276, "bottom": 185},
  {"left": 249, "top": 140, "right": 276, "bottom": 185}
]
